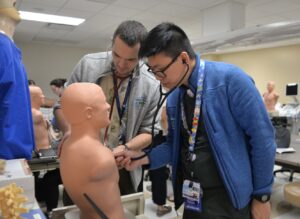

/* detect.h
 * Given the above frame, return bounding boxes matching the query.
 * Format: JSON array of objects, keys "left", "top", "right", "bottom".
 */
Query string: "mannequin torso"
[
  {"left": 59, "top": 83, "right": 124, "bottom": 219},
  {"left": 29, "top": 86, "right": 49, "bottom": 150},
  {"left": 263, "top": 81, "right": 279, "bottom": 112}
]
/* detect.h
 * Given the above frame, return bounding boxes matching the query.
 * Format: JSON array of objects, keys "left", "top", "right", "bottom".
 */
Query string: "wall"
[
  {"left": 17, "top": 42, "right": 98, "bottom": 99},
  {"left": 202, "top": 44, "right": 300, "bottom": 104}
]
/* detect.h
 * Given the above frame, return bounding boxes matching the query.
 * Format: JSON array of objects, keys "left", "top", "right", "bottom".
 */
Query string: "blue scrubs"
[{"left": 0, "top": 32, "right": 34, "bottom": 159}]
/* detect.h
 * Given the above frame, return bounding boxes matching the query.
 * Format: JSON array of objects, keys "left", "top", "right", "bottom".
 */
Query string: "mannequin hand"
[{"left": 251, "top": 199, "right": 271, "bottom": 219}]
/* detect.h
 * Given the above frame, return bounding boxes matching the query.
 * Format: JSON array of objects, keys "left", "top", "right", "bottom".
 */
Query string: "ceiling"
[{"left": 14, "top": 0, "right": 300, "bottom": 53}]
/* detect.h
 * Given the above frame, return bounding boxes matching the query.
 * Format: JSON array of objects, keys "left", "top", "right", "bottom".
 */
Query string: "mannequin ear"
[{"left": 85, "top": 107, "right": 93, "bottom": 119}]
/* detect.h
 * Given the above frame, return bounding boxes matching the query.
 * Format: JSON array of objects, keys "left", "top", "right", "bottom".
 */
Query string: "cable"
[{"left": 131, "top": 63, "right": 190, "bottom": 161}]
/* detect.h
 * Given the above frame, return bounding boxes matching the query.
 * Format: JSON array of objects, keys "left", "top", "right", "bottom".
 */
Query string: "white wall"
[{"left": 17, "top": 42, "right": 98, "bottom": 99}]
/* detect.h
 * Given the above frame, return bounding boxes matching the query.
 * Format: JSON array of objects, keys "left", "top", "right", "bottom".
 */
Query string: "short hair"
[
  {"left": 28, "top": 79, "right": 36, "bottom": 85},
  {"left": 139, "top": 22, "right": 196, "bottom": 59},
  {"left": 112, "top": 20, "right": 147, "bottom": 47},
  {"left": 50, "top": 78, "right": 67, "bottom": 88}
]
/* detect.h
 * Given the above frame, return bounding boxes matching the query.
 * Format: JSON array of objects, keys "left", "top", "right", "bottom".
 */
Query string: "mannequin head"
[
  {"left": 29, "top": 86, "right": 45, "bottom": 109},
  {"left": 267, "top": 81, "right": 275, "bottom": 92},
  {"left": 61, "top": 83, "right": 110, "bottom": 129},
  {"left": 0, "top": 0, "right": 21, "bottom": 35}
]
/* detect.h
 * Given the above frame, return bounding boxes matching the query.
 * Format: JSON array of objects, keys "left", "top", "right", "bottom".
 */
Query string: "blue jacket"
[
  {"left": 0, "top": 33, "right": 35, "bottom": 159},
  {"left": 148, "top": 55, "right": 276, "bottom": 209}
]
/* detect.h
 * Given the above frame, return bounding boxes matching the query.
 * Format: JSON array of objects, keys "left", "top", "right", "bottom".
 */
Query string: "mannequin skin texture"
[
  {"left": 59, "top": 83, "right": 125, "bottom": 219},
  {"left": 0, "top": 0, "right": 21, "bottom": 39},
  {"left": 29, "top": 86, "right": 50, "bottom": 150},
  {"left": 263, "top": 81, "right": 279, "bottom": 112}
]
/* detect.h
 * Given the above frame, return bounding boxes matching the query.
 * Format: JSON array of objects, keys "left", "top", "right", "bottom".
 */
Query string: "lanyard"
[
  {"left": 103, "top": 75, "right": 132, "bottom": 146},
  {"left": 181, "top": 59, "right": 205, "bottom": 161},
  {"left": 112, "top": 74, "right": 133, "bottom": 123}
]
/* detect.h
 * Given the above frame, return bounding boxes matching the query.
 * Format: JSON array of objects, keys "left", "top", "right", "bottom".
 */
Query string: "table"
[
  {"left": 275, "top": 136, "right": 300, "bottom": 181},
  {"left": 28, "top": 158, "right": 59, "bottom": 172}
]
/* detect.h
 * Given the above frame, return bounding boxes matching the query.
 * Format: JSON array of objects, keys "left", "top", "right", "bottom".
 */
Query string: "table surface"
[
  {"left": 275, "top": 136, "right": 300, "bottom": 171},
  {"left": 28, "top": 158, "right": 59, "bottom": 172}
]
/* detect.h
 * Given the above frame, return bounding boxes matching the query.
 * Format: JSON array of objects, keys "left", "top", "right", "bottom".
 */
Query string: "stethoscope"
[{"left": 131, "top": 63, "right": 190, "bottom": 161}]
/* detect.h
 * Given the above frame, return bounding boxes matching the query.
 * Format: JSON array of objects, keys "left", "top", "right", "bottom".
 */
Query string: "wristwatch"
[{"left": 253, "top": 194, "right": 271, "bottom": 203}]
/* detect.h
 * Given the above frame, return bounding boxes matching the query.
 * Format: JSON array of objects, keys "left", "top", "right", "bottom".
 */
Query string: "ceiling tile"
[
  {"left": 57, "top": 8, "right": 95, "bottom": 19},
  {"left": 113, "top": 0, "right": 161, "bottom": 10},
  {"left": 102, "top": 5, "right": 142, "bottom": 18},
  {"left": 148, "top": 2, "right": 199, "bottom": 18},
  {"left": 63, "top": 0, "right": 109, "bottom": 12},
  {"left": 166, "top": 0, "right": 224, "bottom": 9},
  {"left": 19, "top": 2, "right": 59, "bottom": 14}
]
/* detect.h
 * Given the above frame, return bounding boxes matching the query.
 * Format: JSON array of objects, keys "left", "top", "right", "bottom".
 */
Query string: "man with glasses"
[
  {"left": 0, "top": 0, "right": 34, "bottom": 159},
  {"left": 55, "top": 20, "right": 161, "bottom": 198},
  {"left": 115, "top": 23, "right": 276, "bottom": 219}
]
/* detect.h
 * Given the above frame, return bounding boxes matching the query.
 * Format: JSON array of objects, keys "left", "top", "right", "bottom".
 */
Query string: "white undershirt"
[{"left": 0, "top": 28, "right": 13, "bottom": 41}]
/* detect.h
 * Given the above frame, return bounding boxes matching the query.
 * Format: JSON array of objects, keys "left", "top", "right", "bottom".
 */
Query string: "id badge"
[{"left": 182, "top": 179, "right": 202, "bottom": 212}]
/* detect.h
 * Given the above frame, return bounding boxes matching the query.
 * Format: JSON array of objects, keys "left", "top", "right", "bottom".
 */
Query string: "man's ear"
[{"left": 84, "top": 107, "right": 93, "bottom": 119}]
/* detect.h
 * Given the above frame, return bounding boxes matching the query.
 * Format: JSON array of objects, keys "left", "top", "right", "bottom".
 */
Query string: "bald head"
[
  {"left": 29, "top": 86, "right": 45, "bottom": 108},
  {"left": 267, "top": 81, "right": 275, "bottom": 92},
  {"left": 61, "top": 83, "right": 110, "bottom": 127}
]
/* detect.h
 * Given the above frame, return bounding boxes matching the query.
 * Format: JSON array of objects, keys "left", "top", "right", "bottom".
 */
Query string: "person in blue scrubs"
[{"left": 0, "top": 0, "right": 34, "bottom": 159}]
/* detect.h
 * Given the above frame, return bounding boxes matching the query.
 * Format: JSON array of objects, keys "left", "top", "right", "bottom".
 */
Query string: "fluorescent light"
[
  {"left": 19, "top": 11, "right": 85, "bottom": 26},
  {"left": 264, "top": 21, "right": 294, "bottom": 28}
]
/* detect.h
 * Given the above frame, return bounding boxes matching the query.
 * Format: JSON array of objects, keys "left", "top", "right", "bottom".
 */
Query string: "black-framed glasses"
[{"left": 147, "top": 54, "right": 180, "bottom": 78}]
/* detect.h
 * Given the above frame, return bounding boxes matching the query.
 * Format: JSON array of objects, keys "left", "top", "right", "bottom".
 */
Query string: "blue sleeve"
[{"left": 228, "top": 69, "right": 276, "bottom": 195}]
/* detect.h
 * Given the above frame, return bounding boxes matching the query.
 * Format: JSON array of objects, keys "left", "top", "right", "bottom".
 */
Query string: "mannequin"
[
  {"left": 60, "top": 83, "right": 124, "bottom": 219},
  {"left": 29, "top": 86, "right": 49, "bottom": 150},
  {"left": 263, "top": 81, "right": 279, "bottom": 112}
]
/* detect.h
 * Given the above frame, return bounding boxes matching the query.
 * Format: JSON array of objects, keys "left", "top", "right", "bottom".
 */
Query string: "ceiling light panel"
[{"left": 19, "top": 11, "right": 85, "bottom": 26}]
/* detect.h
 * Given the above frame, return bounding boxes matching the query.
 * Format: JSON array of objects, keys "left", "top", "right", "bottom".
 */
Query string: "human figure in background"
[
  {"left": 50, "top": 78, "right": 66, "bottom": 98},
  {"left": 55, "top": 20, "right": 161, "bottom": 202},
  {"left": 0, "top": 0, "right": 34, "bottom": 159},
  {"left": 148, "top": 105, "right": 172, "bottom": 217},
  {"left": 28, "top": 79, "right": 36, "bottom": 85},
  {"left": 50, "top": 78, "right": 66, "bottom": 130},
  {"left": 263, "top": 81, "right": 279, "bottom": 112},
  {"left": 60, "top": 83, "right": 124, "bottom": 219}
]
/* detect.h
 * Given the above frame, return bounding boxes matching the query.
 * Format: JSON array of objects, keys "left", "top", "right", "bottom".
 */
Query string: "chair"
[{"left": 284, "top": 181, "right": 300, "bottom": 208}]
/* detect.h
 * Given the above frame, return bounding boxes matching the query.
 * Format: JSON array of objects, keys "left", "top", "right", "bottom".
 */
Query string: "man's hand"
[
  {"left": 251, "top": 199, "right": 271, "bottom": 219},
  {"left": 113, "top": 149, "right": 149, "bottom": 171},
  {"left": 112, "top": 145, "right": 128, "bottom": 169}
]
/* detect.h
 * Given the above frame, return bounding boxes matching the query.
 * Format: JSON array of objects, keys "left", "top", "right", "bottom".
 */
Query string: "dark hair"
[
  {"left": 50, "top": 78, "right": 67, "bottom": 88},
  {"left": 139, "top": 22, "right": 196, "bottom": 60},
  {"left": 28, "top": 79, "right": 36, "bottom": 85},
  {"left": 112, "top": 20, "right": 147, "bottom": 48}
]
